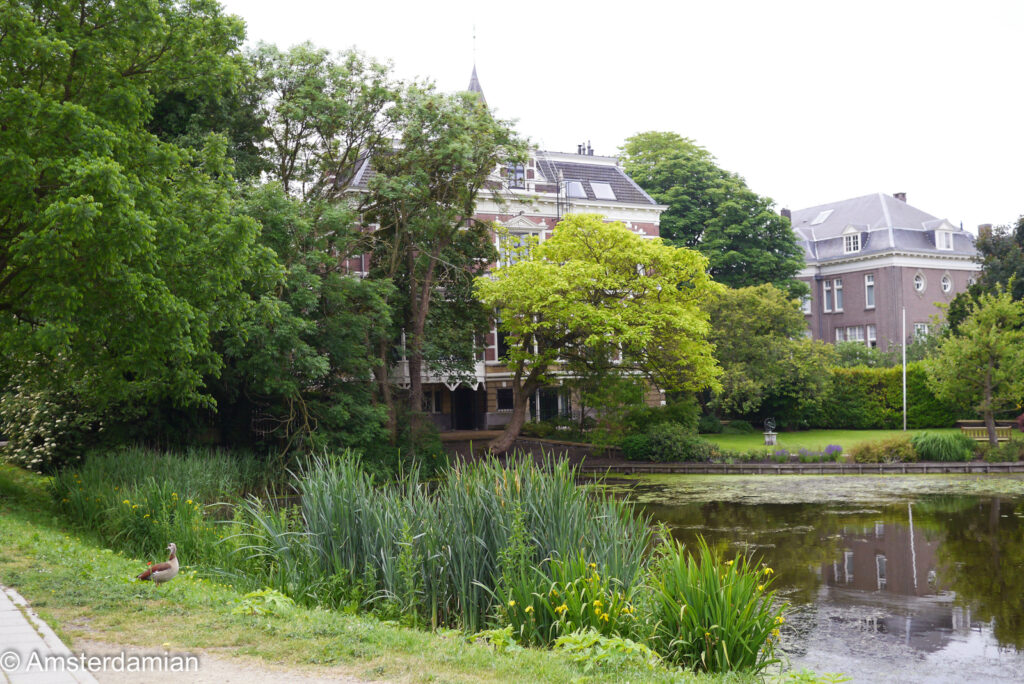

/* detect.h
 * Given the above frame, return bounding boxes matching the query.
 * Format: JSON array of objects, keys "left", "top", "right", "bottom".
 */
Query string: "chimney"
[
  {"left": 587, "top": 140, "right": 593, "bottom": 156},
  {"left": 577, "top": 143, "right": 583, "bottom": 155},
  {"left": 781, "top": 208, "right": 792, "bottom": 220},
  {"left": 978, "top": 223, "right": 993, "bottom": 238},
  {"left": 893, "top": 192, "right": 907, "bottom": 202}
]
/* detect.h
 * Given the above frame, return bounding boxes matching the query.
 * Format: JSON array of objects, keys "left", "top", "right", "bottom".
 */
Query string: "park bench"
[{"left": 960, "top": 425, "right": 1012, "bottom": 443}]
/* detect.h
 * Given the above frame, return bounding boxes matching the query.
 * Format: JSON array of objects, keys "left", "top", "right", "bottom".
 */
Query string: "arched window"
[
  {"left": 913, "top": 273, "right": 926, "bottom": 292},
  {"left": 941, "top": 275, "right": 952, "bottom": 293}
]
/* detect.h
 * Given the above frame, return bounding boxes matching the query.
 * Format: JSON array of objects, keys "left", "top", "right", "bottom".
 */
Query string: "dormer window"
[
  {"left": 843, "top": 233, "right": 861, "bottom": 253},
  {"left": 936, "top": 230, "right": 953, "bottom": 250},
  {"left": 505, "top": 163, "right": 525, "bottom": 189}
]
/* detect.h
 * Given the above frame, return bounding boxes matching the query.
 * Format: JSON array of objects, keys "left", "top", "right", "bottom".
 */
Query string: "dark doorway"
[
  {"left": 452, "top": 387, "right": 477, "bottom": 430},
  {"left": 539, "top": 387, "right": 562, "bottom": 421}
]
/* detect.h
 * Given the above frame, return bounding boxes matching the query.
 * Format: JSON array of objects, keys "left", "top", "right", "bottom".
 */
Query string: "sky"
[{"left": 220, "top": 0, "right": 1024, "bottom": 233}]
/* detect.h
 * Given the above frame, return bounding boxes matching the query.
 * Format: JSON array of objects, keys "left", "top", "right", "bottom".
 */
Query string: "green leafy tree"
[
  {"left": 925, "top": 287, "right": 1024, "bottom": 445},
  {"left": 705, "top": 285, "right": 835, "bottom": 426},
  {"left": 364, "top": 87, "right": 526, "bottom": 445},
  {"left": 0, "top": 0, "right": 264, "bottom": 415},
  {"left": 620, "top": 132, "right": 805, "bottom": 295},
  {"left": 948, "top": 216, "right": 1024, "bottom": 331},
  {"left": 475, "top": 214, "right": 721, "bottom": 452}
]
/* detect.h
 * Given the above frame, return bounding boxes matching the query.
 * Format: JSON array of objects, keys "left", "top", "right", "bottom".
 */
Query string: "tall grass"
[
  {"left": 52, "top": 446, "right": 266, "bottom": 563},
  {"left": 911, "top": 431, "right": 976, "bottom": 462},
  {"left": 234, "top": 453, "right": 652, "bottom": 632}
]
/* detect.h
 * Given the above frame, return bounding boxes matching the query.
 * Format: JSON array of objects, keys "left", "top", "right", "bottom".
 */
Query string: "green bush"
[
  {"left": 619, "top": 434, "right": 652, "bottom": 461},
  {"left": 722, "top": 418, "right": 755, "bottom": 434},
  {"left": 980, "top": 438, "right": 1024, "bottom": 462},
  {"left": 644, "top": 537, "right": 784, "bottom": 674},
  {"left": 620, "top": 398, "right": 699, "bottom": 436},
  {"left": 911, "top": 431, "right": 976, "bottom": 462},
  {"left": 849, "top": 436, "right": 916, "bottom": 463},
  {"left": 645, "top": 423, "right": 717, "bottom": 463},
  {"left": 697, "top": 414, "right": 723, "bottom": 434}
]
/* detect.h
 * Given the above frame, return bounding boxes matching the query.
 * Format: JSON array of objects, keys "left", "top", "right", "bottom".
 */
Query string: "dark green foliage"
[
  {"left": 697, "top": 414, "right": 723, "bottom": 434},
  {"left": 979, "top": 438, "right": 1024, "bottom": 463},
  {"left": 947, "top": 217, "right": 1024, "bottom": 332},
  {"left": 849, "top": 436, "right": 916, "bottom": 463},
  {"left": 820, "top": 363, "right": 958, "bottom": 429},
  {"left": 620, "top": 398, "right": 700, "bottom": 436},
  {"left": 722, "top": 419, "right": 755, "bottom": 434},
  {"left": 645, "top": 424, "right": 717, "bottom": 463},
  {"left": 911, "top": 431, "right": 976, "bottom": 462},
  {"left": 619, "top": 434, "right": 652, "bottom": 461}
]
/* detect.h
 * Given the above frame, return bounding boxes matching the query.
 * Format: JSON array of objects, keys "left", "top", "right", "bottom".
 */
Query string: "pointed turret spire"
[{"left": 467, "top": 64, "right": 487, "bottom": 107}]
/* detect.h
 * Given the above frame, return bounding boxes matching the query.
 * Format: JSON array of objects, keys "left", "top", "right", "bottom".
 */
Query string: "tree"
[
  {"left": 474, "top": 214, "right": 722, "bottom": 452},
  {"left": 0, "top": 0, "right": 265, "bottom": 413},
  {"left": 925, "top": 287, "right": 1024, "bottom": 445},
  {"left": 705, "top": 284, "right": 835, "bottom": 426},
  {"left": 364, "top": 86, "right": 526, "bottom": 446},
  {"left": 619, "top": 132, "right": 805, "bottom": 295},
  {"left": 947, "top": 216, "right": 1024, "bottom": 331}
]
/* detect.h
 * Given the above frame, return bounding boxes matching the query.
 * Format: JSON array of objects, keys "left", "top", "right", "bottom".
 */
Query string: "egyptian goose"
[{"left": 137, "top": 543, "right": 179, "bottom": 585}]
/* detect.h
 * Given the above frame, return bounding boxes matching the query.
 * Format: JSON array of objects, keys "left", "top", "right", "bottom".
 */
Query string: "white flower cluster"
[{"left": 0, "top": 386, "right": 96, "bottom": 472}]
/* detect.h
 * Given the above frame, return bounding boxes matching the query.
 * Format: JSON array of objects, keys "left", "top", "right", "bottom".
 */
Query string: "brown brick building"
[{"left": 792, "top": 193, "right": 980, "bottom": 351}]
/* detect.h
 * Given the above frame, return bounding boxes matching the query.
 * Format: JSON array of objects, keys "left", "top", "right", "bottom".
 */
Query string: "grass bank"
[
  {"left": 0, "top": 462, "right": 758, "bottom": 683},
  {"left": 704, "top": 428, "right": 961, "bottom": 453}
]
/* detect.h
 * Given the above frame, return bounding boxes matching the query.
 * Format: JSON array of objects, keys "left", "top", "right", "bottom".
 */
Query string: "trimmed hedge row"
[{"left": 818, "top": 362, "right": 958, "bottom": 430}]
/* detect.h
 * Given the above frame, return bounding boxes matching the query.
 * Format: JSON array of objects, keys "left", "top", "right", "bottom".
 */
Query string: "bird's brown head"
[{"left": 167, "top": 542, "right": 177, "bottom": 559}]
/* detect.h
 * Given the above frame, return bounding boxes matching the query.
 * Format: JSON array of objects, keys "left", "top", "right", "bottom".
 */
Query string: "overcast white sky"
[{"left": 220, "top": 0, "right": 1023, "bottom": 233}]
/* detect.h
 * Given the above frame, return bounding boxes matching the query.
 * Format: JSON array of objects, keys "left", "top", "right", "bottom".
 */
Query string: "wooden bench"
[{"left": 960, "top": 426, "right": 1012, "bottom": 443}]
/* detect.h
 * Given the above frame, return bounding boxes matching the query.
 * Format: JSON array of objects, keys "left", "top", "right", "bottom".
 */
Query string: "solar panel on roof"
[
  {"left": 810, "top": 209, "right": 834, "bottom": 226},
  {"left": 590, "top": 182, "right": 616, "bottom": 200}
]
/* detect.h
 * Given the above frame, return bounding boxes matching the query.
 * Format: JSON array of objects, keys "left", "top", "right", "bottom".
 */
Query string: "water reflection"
[{"left": 622, "top": 480, "right": 1024, "bottom": 680}]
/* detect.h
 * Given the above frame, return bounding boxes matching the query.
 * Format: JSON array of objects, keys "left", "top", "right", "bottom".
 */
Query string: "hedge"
[{"left": 819, "top": 362, "right": 958, "bottom": 429}]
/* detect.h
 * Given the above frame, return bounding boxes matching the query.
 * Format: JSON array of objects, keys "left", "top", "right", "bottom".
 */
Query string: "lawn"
[
  {"left": 0, "top": 463, "right": 780, "bottom": 684},
  {"left": 704, "top": 428, "right": 961, "bottom": 453}
]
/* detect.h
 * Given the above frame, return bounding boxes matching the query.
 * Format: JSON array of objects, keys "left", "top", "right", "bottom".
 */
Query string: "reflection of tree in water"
[{"left": 934, "top": 497, "right": 1024, "bottom": 650}]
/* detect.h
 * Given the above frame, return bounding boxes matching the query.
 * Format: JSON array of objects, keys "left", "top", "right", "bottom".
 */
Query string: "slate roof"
[
  {"left": 534, "top": 155, "right": 658, "bottom": 206},
  {"left": 349, "top": 151, "right": 658, "bottom": 206},
  {"left": 792, "top": 193, "right": 977, "bottom": 262}
]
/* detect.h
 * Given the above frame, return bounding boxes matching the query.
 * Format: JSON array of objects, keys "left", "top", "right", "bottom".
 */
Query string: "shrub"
[
  {"left": 697, "top": 414, "right": 723, "bottom": 434},
  {"left": 620, "top": 398, "right": 699, "bottom": 436},
  {"left": 980, "top": 439, "right": 1024, "bottom": 462},
  {"left": 722, "top": 418, "right": 755, "bottom": 434},
  {"left": 911, "top": 431, "right": 976, "bottom": 462},
  {"left": 820, "top": 363, "right": 958, "bottom": 430},
  {"left": 849, "top": 436, "right": 916, "bottom": 463},
  {"left": 554, "top": 629, "right": 662, "bottom": 673},
  {"left": 619, "top": 434, "right": 652, "bottom": 461},
  {"left": 0, "top": 386, "right": 102, "bottom": 472},
  {"left": 645, "top": 423, "right": 717, "bottom": 463},
  {"left": 644, "top": 537, "right": 784, "bottom": 674}
]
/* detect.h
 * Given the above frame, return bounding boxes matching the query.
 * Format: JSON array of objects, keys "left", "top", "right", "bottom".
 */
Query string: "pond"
[{"left": 612, "top": 474, "right": 1024, "bottom": 682}]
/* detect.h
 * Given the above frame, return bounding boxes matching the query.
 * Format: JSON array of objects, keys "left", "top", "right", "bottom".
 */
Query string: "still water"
[{"left": 615, "top": 474, "right": 1024, "bottom": 682}]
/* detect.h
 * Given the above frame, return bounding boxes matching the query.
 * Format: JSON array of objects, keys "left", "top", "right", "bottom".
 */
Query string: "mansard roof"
[{"left": 792, "top": 192, "right": 977, "bottom": 262}]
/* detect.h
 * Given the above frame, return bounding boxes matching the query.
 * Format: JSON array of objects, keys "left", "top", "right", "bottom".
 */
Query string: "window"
[
  {"left": 590, "top": 182, "right": 616, "bottom": 200},
  {"left": 835, "top": 327, "right": 844, "bottom": 342},
  {"left": 941, "top": 275, "right": 952, "bottom": 293},
  {"left": 422, "top": 389, "right": 443, "bottom": 414},
  {"left": 844, "top": 233, "right": 861, "bottom": 253},
  {"left": 914, "top": 322, "right": 929, "bottom": 338},
  {"left": 834, "top": 279, "right": 844, "bottom": 311},
  {"left": 496, "top": 388, "right": 514, "bottom": 411},
  {"left": 864, "top": 274, "right": 875, "bottom": 309},
  {"left": 811, "top": 209, "right": 834, "bottom": 226},
  {"left": 505, "top": 163, "right": 525, "bottom": 189},
  {"left": 823, "top": 281, "right": 833, "bottom": 312},
  {"left": 867, "top": 324, "right": 877, "bottom": 348},
  {"left": 913, "top": 273, "right": 926, "bottom": 292},
  {"left": 801, "top": 294, "right": 812, "bottom": 314},
  {"left": 846, "top": 326, "right": 864, "bottom": 342},
  {"left": 937, "top": 230, "right": 953, "bottom": 250},
  {"left": 500, "top": 231, "right": 538, "bottom": 266},
  {"left": 565, "top": 180, "right": 587, "bottom": 198}
]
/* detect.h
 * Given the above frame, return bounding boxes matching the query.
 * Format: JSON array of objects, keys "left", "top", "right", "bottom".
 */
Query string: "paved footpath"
[{"left": 1, "top": 584, "right": 97, "bottom": 684}]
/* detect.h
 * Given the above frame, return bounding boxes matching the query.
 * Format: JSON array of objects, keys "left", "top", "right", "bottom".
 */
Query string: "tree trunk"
[
  {"left": 405, "top": 244, "right": 443, "bottom": 447},
  {"left": 374, "top": 339, "right": 397, "bottom": 444},
  {"left": 489, "top": 367, "right": 541, "bottom": 454},
  {"left": 984, "top": 365, "right": 998, "bottom": 446}
]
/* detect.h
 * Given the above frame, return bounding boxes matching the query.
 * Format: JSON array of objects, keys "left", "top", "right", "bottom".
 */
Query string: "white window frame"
[
  {"left": 914, "top": 322, "right": 929, "bottom": 339},
  {"left": 913, "top": 273, "right": 926, "bottom": 293},
  {"left": 833, "top": 279, "right": 844, "bottom": 312},
  {"left": 864, "top": 274, "right": 875, "bottom": 309},
  {"left": 941, "top": 274, "right": 952, "bottom": 293},
  {"left": 801, "top": 294, "right": 812, "bottom": 315},
  {"left": 835, "top": 327, "right": 844, "bottom": 342},
  {"left": 867, "top": 324, "right": 877, "bottom": 348},
  {"left": 499, "top": 230, "right": 540, "bottom": 267},
  {"left": 823, "top": 281, "right": 833, "bottom": 313},
  {"left": 843, "top": 233, "right": 861, "bottom": 254},
  {"left": 937, "top": 230, "right": 953, "bottom": 250},
  {"left": 847, "top": 326, "right": 865, "bottom": 343}
]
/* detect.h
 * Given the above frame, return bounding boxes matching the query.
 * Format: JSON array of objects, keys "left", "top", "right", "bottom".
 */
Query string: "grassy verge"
[
  {"left": 0, "top": 463, "right": 764, "bottom": 683},
  {"left": 704, "top": 428, "right": 961, "bottom": 453}
]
